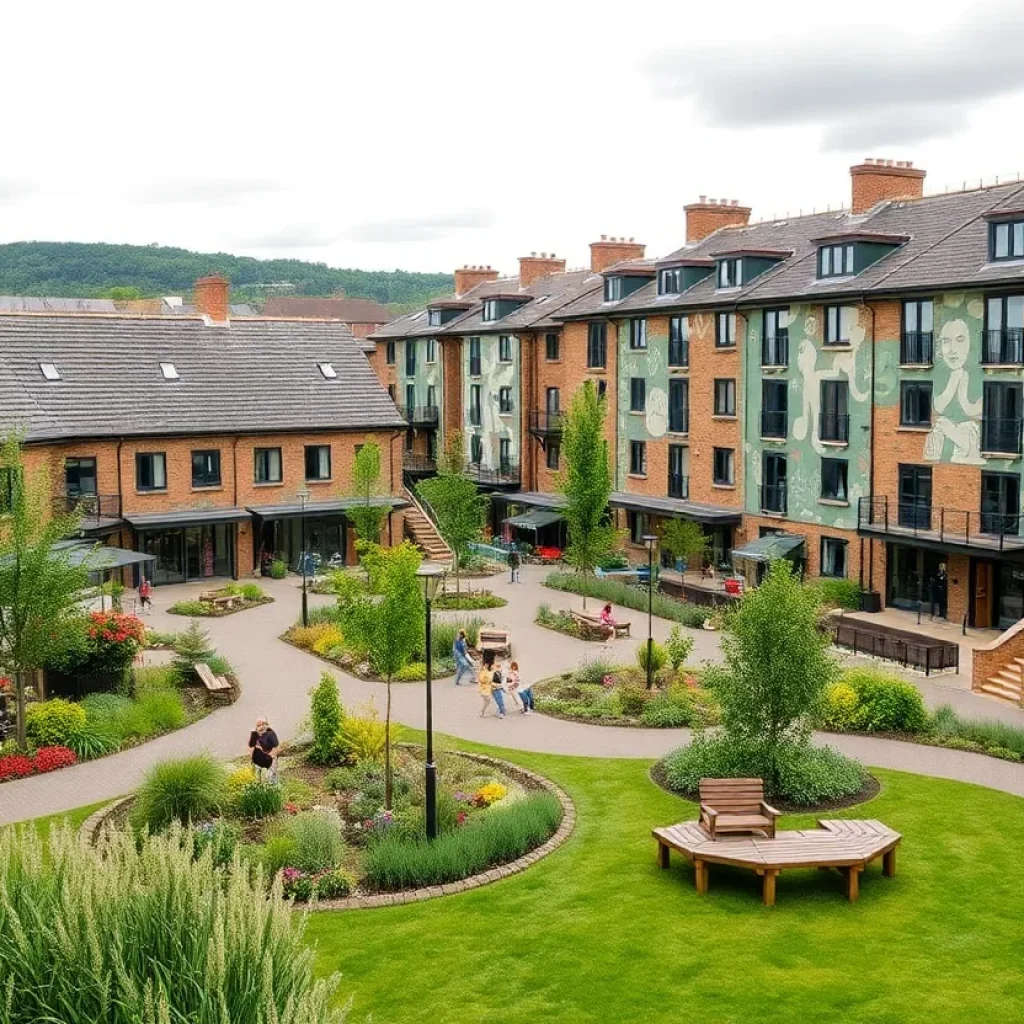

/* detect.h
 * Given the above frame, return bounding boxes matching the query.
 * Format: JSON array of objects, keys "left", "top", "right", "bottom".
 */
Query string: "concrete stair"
[
  {"left": 980, "top": 657, "right": 1024, "bottom": 705},
  {"left": 403, "top": 489, "right": 451, "bottom": 563}
]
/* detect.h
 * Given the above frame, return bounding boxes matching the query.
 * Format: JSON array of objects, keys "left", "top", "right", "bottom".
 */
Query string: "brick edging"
[{"left": 79, "top": 795, "right": 133, "bottom": 842}]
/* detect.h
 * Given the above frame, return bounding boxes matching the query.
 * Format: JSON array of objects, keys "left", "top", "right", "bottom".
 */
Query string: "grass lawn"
[{"left": 307, "top": 743, "right": 1024, "bottom": 1024}]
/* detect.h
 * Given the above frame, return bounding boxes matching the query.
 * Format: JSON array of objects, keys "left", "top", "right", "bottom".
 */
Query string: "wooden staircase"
[
  {"left": 980, "top": 658, "right": 1024, "bottom": 705},
  {"left": 403, "top": 488, "right": 451, "bottom": 564}
]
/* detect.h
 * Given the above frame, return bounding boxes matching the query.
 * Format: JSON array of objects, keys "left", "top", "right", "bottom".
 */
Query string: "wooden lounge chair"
[{"left": 698, "top": 777, "right": 780, "bottom": 839}]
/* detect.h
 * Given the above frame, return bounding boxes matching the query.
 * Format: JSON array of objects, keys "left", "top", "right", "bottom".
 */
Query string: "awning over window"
[
  {"left": 53, "top": 540, "right": 156, "bottom": 570},
  {"left": 609, "top": 492, "right": 742, "bottom": 524},
  {"left": 124, "top": 508, "right": 251, "bottom": 529},
  {"left": 731, "top": 533, "right": 806, "bottom": 563},
  {"left": 247, "top": 497, "right": 408, "bottom": 520},
  {"left": 503, "top": 508, "right": 565, "bottom": 531}
]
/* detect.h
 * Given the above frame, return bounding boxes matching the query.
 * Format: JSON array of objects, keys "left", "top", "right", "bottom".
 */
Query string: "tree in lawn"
[
  {"left": 658, "top": 518, "right": 710, "bottom": 573},
  {"left": 339, "top": 541, "right": 423, "bottom": 808},
  {"left": 416, "top": 432, "right": 488, "bottom": 598},
  {"left": 345, "top": 440, "right": 389, "bottom": 551},
  {"left": 715, "top": 559, "right": 838, "bottom": 789},
  {"left": 559, "top": 380, "right": 617, "bottom": 608},
  {"left": 0, "top": 434, "right": 91, "bottom": 749}
]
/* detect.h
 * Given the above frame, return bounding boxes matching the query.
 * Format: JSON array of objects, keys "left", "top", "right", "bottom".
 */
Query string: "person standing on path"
[
  {"left": 248, "top": 716, "right": 281, "bottom": 782},
  {"left": 478, "top": 650, "right": 506, "bottom": 719},
  {"left": 138, "top": 577, "right": 153, "bottom": 614},
  {"left": 453, "top": 629, "right": 475, "bottom": 687},
  {"left": 507, "top": 546, "right": 521, "bottom": 583}
]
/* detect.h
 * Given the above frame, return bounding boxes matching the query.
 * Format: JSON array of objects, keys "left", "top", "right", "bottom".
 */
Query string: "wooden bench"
[
  {"left": 699, "top": 777, "right": 780, "bottom": 839},
  {"left": 477, "top": 628, "right": 511, "bottom": 658},
  {"left": 194, "top": 661, "right": 233, "bottom": 696},
  {"left": 652, "top": 818, "right": 902, "bottom": 906},
  {"left": 571, "top": 610, "right": 631, "bottom": 638},
  {"left": 200, "top": 589, "right": 240, "bottom": 609}
]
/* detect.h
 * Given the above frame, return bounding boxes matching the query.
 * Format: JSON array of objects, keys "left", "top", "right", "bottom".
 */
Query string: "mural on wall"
[
  {"left": 616, "top": 320, "right": 670, "bottom": 487},
  {"left": 402, "top": 337, "right": 443, "bottom": 451},
  {"left": 462, "top": 334, "right": 519, "bottom": 470}
]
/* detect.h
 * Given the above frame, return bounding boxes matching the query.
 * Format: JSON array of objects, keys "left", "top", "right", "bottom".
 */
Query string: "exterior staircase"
[
  {"left": 980, "top": 658, "right": 1024, "bottom": 704},
  {"left": 403, "top": 487, "right": 451, "bottom": 564},
  {"left": 973, "top": 619, "right": 1024, "bottom": 706}
]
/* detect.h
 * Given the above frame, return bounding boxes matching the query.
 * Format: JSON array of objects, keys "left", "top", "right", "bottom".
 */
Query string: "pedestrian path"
[{"left": 2, "top": 564, "right": 1024, "bottom": 825}]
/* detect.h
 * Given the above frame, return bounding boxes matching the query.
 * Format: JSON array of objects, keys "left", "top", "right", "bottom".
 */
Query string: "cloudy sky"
[{"left": 3, "top": 0, "right": 1024, "bottom": 277}]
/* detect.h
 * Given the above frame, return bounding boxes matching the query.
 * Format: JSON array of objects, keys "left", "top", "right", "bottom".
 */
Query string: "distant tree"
[
  {"left": 0, "top": 434, "right": 91, "bottom": 749},
  {"left": 345, "top": 441, "right": 389, "bottom": 550},
  {"left": 559, "top": 381, "right": 616, "bottom": 607},
  {"left": 104, "top": 286, "right": 143, "bottom": 301},
  {"left": 658, "top": 519, "right": 710, "bottom": 572}
]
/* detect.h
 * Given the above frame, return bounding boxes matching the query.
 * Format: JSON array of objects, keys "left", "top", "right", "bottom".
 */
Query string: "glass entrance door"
[
  {"left": 888, "top": 543, "right": 944, "bottom": 610},
  {"left": 997, "top": 562, "right": 1024, "bottom": 629},
  {"left": 184, "top": 525, "right": 233, "bottom": 581}
]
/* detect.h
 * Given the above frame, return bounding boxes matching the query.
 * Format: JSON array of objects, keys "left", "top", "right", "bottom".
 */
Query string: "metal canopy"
[
  {"left": 124, "top": 508, "right": 251, "bottom": 529},
  {"left": 503, "top": 507, "right": 565, "bottom": 531},
  {"left": 731, "top": 533, "right": 806, "bottom": 563},
  {"left": 247, "top": 497, "right": 407, "bottom": 520},
  {"left": 53, "top": 540, "right": 156, "bottom": 570},
  {"left": 489, "top": 490, "right": 565, "bottom": 510},
  {"left": 609, "top": 492, "right": 742, "bottom": 524}
]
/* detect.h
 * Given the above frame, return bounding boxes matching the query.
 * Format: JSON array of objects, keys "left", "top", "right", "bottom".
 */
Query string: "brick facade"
[{"left": 850, "top": 160, "right": 926, "bottom": 214}]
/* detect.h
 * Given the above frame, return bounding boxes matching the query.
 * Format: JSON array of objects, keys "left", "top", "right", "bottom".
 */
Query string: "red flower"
[
  {"left": 30, "top": 746, "right": 77, "bottom": 774},
  {"left": 0, "top": 754, "right": 35, "bottom": 781}
]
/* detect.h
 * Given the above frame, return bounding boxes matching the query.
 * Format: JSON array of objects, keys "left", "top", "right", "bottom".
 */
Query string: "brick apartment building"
[
  {"left": 0, "top": 276, "right": 407, "bottom": 585},
  {"left": 369, "top": 160, "right": 1024, "bottom": 632}
]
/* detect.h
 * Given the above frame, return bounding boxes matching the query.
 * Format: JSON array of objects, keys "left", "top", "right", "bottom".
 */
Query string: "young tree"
[
  {"left": 559, "top": 381, "right": 617, "bottom": 607},
  {"left": 715, "top": 560, "right": 839, "bottom": 787},
  {"left": 345, "top": 441, "right": 389, "bottom": 550},
  {"left": 658, "top": 519, "right": 710, "bottom": 572},
  {"left": 0, "top": 434, "right": 91, "bottom": 748},
  {"left": 416, "top": 433, "right": 488, "bottom": 597},
  {"left": 308, "top": 671, "right": 344, "bottom": 765},
  {"left": 338, "top": 541, "right": 423, "bottom": 808}
]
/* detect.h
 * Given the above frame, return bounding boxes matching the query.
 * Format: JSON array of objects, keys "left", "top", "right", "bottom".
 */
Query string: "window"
[
  {"left": 499, "top": 335, "right": 513, "bottom": 362},
  {"left": 482, "top": 299, "right": 499, "bottom": 322},
  {"left": 762, "top": 452, "right": 787, "bottom": 513},
  {"left": 713, "top": 378, "right": 736, "bottom": 416},
  {"left": 668, "top": 444, "right": 688, "bottom": 499},
  {"left": 901, "top": 299, "right": 934, "bottom": 364},
  {"left": 820, "top": 537, "right": 848, "bottom": 578},
  {"left": 405, "top": 340, "right": 416, "bottom": 376},
  {"left": 820, "top": 380, "right": 850, "bottom": 442},
  {"left": 717, "top": 258, "right": 742, "bottom": 289},
  {"left": 762, "top": 380, "right": 788, "bottom": 438},
  {"left": 762, "top": 308, "right": 789, "bottom": 366},
  {"left": 983, "top": 381, "right": 1023, "bottom": 454},
  {"left": 405, "top": 383, "right": 415, "bottom": 411},
  {"left": 318, "top": 362, "right": 337, "bottom": 379},
  {"left": 630, "top": 377, "right": 646, "bottom": 413},
  {"left": 715, "top": 312, "right": 735, "bottom": 348},
  {"left": 387, "top": 383, "right": 396, "bottom": 401},
  {"left": 669, "top": 378, "right": 689, "bottom": 433},
  {"left": 713, "top": 448, "right": 734, "bottom": 486},
  {"left": 587, "top": 322, "right": 607, "bottom": 368},
  {"left": 545, "top": 332, "right": 559, "bottom": 360},
  {"left": 499, "top": 386, "right": 513, "bottom": 414},
  {"left": 191, "top": 450, "right": 222, "bottom": 488},
  {"left": 990, "top": 219, "right": 1024, "bottom": 261},
  {"left": 159, "top": 362, "right": 179, "bottom": 380},
  {"left": 386, "top": 341, "right": 396, "bottom": 364},
  {"left": 470, "top": 384, "right": 482, "bottom": 426},
  {"left": 824, "top": 305, "right": 853, "bottom": 345},
  {"left": 629, "top": 440, "right": 647, "bottom": 476},
  {"left": 981, "top": 472, "right": 1021, "bottom": 536},
  {"left": 427, "top": 309, "right": 442, "bottom": 327},
  {"left": 900, "top": 381, "right": 932, "bottom": 426},
  {"left": 629, "top": 318, "right": 648, "bottom": 350},
  {"left": 0, "top": 468, "right": 18, "bottom": 513},
  {"left": 426, "top": 338, "right": 437, "bottom": 363},
  {"left": 499, "top": 437, "right": 512, "bottom": 471},
  {"left": 254, "top": 447, "right": 283, "bottom": 483},
  {"left": 426, "top": 384, "right": 437, "bottom": 410},
  {"left": 545, "top": 387, "right": 561, "bottom": 416},
  {"left": 669, "top": 316, "right": 688, "bottom": 367},
  {"left": 820, "top": 458, "right": 848, "bottom": 502},
  {"left": 470, "top": 435, "right": 483, "bottom": 464},
  {"left": 469, "top": 337, "right": 482, "bottom": 376},
  {"left": 898, "top": 464, "right": 932, "bottom": 529},
  {"left": 65, "top": 457, "right": 97, "bottom": 496},
  {"left": 659, "top": 267, "right": 684, "bottom": 295},
  {"left": 304, "top": 445, "right": 331, "bottom": 481},
  {"left": 819, "top": 244, "right": 854, "bottom": 278},
  {"left": 40, "top": 362, "right": 60, "bottom": 380},
  {"left": 604, "top": 276, "right": 623, "bottom": 302},
  {"left": 404, "top": 428, "right": 414, "bottom": 453},
  {"left": 627, "top": 511, "right": 649, "bottom": 545},
  {"left": 984, "top": 295, "right": 1024, "bottom": 364},
  {"left": 546, "top": 443, "right": 560, "bottom": 470},
  {"left": 136, "top": 452, "right": 167, "bottom": 491},
  {"left": 597, "top": 379, "right": 607, "bottom": 399}
]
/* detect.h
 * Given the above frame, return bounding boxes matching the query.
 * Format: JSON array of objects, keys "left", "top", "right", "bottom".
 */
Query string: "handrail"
[
  {"left": 53, "top": 492, "right": 122, "bottom": 521},
  {"left": 858, "top": 495, "right": 1024, "bottom": 549}
]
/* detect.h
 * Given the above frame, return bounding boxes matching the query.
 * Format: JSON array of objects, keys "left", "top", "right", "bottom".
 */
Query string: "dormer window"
[
  {"left": 427, "top": 308, "right": 442, "bottom": 326},
  {"left": 819, "top": 244, "right": 854, "bottom": 278},
  {"left": 991, "top": 219, "right": 1024, "bottom": 261},
  {"left": 659, "top": 267, "right": 684, "bottom": 295},
  {"left": 717, "top": 258, "right": 742, "bottom": 289},
  {"left": 604, "top": 276, "right": 624, "bottom": 302},
  {"left": 482, "top": 299, "right": 499, "bottom": 322}
]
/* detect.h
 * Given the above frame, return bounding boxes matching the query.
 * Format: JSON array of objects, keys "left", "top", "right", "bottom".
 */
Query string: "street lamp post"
[
  {"left": 298, "top": 485, "right": 310, "bottom": 628},
  {"left": 642, "top": 534, "right": 658, "bottom": 690},
  {"left": 416, "top": 562, "right": 446, "bottom": 840}
]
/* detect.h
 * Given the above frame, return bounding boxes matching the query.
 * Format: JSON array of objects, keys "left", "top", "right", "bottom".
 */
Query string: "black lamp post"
[
  {"left": 642, "top": 534, "right": 658, "bottom": 690},
  {"left": 416, "top": 562, "right": 446, "bottom": 840},
  {"left": 298, "top": 485, "right": 310, "bottom": 628}
]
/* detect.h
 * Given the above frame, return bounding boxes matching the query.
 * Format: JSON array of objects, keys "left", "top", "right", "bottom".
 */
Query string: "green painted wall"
[
  {"left": 400, "top": 337, "right": 443, "bottom": 442},
  {"left": 462, "top": 333, "right": 520, "bottom": 470}
]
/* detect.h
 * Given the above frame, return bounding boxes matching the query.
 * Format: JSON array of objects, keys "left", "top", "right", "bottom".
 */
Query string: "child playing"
[
  {"left": 515, "top": 663, "right": 535, "bottom": 715},
  {"left": 504, "top": 659, "right": 523, "bottom": 712}
]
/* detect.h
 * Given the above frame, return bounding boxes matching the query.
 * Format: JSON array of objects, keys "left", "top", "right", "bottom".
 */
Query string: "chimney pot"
[
  {"left": 699, "top": 195, "right": 707, "bottom": 203},
  {"left": 588, "top": 235, "right": 646, "bottom": 273},
  {"left": 906, "top": 160, "right": 914, "bottom": 168}
]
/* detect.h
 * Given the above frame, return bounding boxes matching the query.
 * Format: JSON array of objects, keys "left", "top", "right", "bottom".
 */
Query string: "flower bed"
[
  {"left": 168, "top": 583, "right": 274, "bottom": 617},
  {"left": 544, "top": 571, "right": 708, "bottom": 627},
  {"left": 0, "top": 745, "right": 76, "bottom": 781},
  {"left": 432, "top": 590, "right": 507, "bottom": 611}
]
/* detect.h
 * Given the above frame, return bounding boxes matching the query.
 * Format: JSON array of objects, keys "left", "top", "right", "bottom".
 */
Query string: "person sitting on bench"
[{"left": 599, "top": 603, "right": 618, "bottom": 643}]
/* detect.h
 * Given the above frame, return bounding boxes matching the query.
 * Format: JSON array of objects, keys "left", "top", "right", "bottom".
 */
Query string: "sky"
[{"left": 3, "top": 0, "right": 1024, "bottom": 278}]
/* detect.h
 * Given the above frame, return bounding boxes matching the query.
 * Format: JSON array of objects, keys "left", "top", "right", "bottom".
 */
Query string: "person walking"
[
  {"left": 138, "top": 577, "right": 153, "bottom": 615},
  {"left": 248, "top": 716, "right": 281, "bottom": 782},
  {"left": 453, "top": 628, "right": 475, "bottom": 687},
  {"left": 507, "top": 546, "right": 521, "bottom": 583},
  {"left": 478, "top": 650, "right": 506, "bottom": 719}
]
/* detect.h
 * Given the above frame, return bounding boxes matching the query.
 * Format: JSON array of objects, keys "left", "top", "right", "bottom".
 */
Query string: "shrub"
[
  {"left": 338, "top": 705, "right": 394, "bottom": 764},
  {"left": 171, "top": 620, "right": 215, "bottom": 681},
  {"left": 572, "top": 657, "right": 620, "bottom": 686},
  {"left": 636, "top": 640, "right": 667, "bottom": 675},
  {"left": 811, "top": 577, "right": 862, "bottom": 610},
  {"left": 136, "top": 687, "right": 187, "bottom": 732},
  {"left": 66, "top": 725, "right": 120, "bottom": 760},
  {"left": 169, "top": 600, "right": 210, "bottom": 616},
  {"left": 235, "top": 778, "right": 284, "bottom": 819},
  {"left": 290, "top": 623, "right": 344, "bottom": 654},
  {"left": 842, "top": 668, "right": 929, "bottom": 733},
  {"left": 324, "top": 764, "right": 370, "bottom": 793},
  {"left": 262, "top": 834, "right": 299, "bottom": 876},
  {"left": 133, "top": 664, "right": 178, "bottom": 694},
  {"left": 363, "top": 792, "right": 562, "bottom": 890},
  {"left": 307, "top": 604, "right": 346, "bottom": 627},
  {"left": 432, "top": 591, "right": 507, "bottom": 610},
  {"left": 471, "top": 782, "right": 507, "bottom": 807},
  {"left": 309, "top": 672, "right": 345, "bottom": 764},
  {"left": 270, "top": 558, "right": 288, "bottom": 579},
  {"left": 393, "top": 662, "right": 427, "bottom": 681},
  {"left": 664, "top": 626, "right": 695, "bottom": 670},
  {"left": 285, "top": 808, "right": 345, "bottom": 872},
  {"left": 618, "top": 684, "right": 651, "bottom": 718},
  {"left": 929, "top": 704, "right": 1024, "bottom": 758},
  {"left": 544, "top": 571, "right": 695, "bottom": 623},
  {"left": 206, "top": 653, "right": 235, "bottom": 678},
  {"left": 241, "top": 583, "right": 266, "bottom": 601},
  {"left": 313, "top": 866, "right": 356, "bottom": 899},
  {"left": 0, "top": 823, "right": 345, "bottom": 1024},
  {"left": 820, "top": 681, "right": 860, "bottom": 731},
  {"left": 192, "top": 819, "right": 242, "bottom": 867},
  {"left": 25, "top": 698, "right": 87, "bottom": 747},
  {"left": 131, "top": 754, "right": 227, "bottom": 832}
]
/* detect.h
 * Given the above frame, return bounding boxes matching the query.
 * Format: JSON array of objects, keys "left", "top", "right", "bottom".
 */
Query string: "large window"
[
  {"left": 136, "top": 452, "right": 167, "bottom": 491},
  {"left": 385, "top": 341, "right": 395, "bottom": 365},
  {"left": 470, "top": 435, "right": 483, "bottom": 465},
  {"left": 659, "top": 267, "right": 684, "bottom": 295},
  {"left": 546, "top": 443, "right": 560, "bottom": 470},
  {"left": 820, "top": 458, "right": 848, "bottom": 502},
  {"left": 482, "top": 299, "right": 499, "bottom": 322},
  {"left": 713, "top": 447, "right": 734, "bottom": 486},
  {"left": 981, "top": 472, "right": 1021, "bottom": 536},
  {"left": 762, "top": 308, "right": 790, "bottom": 366},
  {"left": 715, "top": 312, "right": 735, "bottom": 348},
  {"left": 717, "top": 258, "right": 742, "bottom": 288},
  {"left": 426, "top": 338, "right": 437, "bottom": 363},
  {"left": 630, "top": 377, "right": 646, "bottom": 413},
  {"left": 469, "top": 337, "right": 482, "bottom": 376},
  {"left": 983, "top": 380, "right": 1023, "bottom": 454},
  {"left": 254, "top": 447, "right": 282, "bottom": 484},
  {"left": 629, "top": 318, "right": 647, "bottom": 350},
  {"left": 545, "top": 332, "right": 559, "bottom": 360},
  {"left": 499, "top": 386, "right": 513, "bottom": 414},
  {"left": 427, "top": 309, "right": 442, "bottom": 327},
  {"left": 499, "top": 335, "right": 513, "bottom": 362},
  {"left": 627, "top": 511, "right": 649, "bottom": 544},
  {"left": 820, "top": 537, "right": 848, "bottom": 578},
  {"left": 604, "top": 276, "right": 624, "bottom": 301},
  {"left": 820, "top": 380, "right": 850, "bottom": 442},
  {"left": 669, "top": 378, "right": 689, "bottom": 433},
  {"left": 762, "top": 452, "right": 787, "bottom": 513},
  {"left": 629, "top": 440, "right": 647, "bottom": 476},
  {"left": 304, "top": 445, "right": 332, "bottom": 481},
  {"left": 405, "top": 339, "right": 416, "bottom": 376},
  {"left": 898, "top": 464, "right": 932, "bottom": 529},
  {"left": 64, "top": 457, "right": 97, "bottom": 496},
  {"left": 824, "top": 305, "right": 853, "bottom": 346},
  {"left": 762, "top": 380, "right": 788, "bottom": 438},
  {"left": 900, "top": 381, "right": 932, "bottom": 426},
  {"left": 668, "top": 444, "right": 688, "bottom": 499},
  {"left": 669, "top": 316, "right": 688, "bottom": 367},
  {"left": 990, "top": 219, "right": 1024, "bottom": 261},
  {"left": 984, "top": 295, "right": 1024, "bottom": 364},
  {"left": 587, "top": 322, "right": 607, "bottom": 368},
  {"left": 470, "top": 384, "right": 483, "bottom": 427},
  {"left": 818, "top": 243, "right": 854, "bottom": 278},
  {"left": 499, "top": 438, "right": 512, "bottom": 471},
  {"left": 427, "top": 384, "right": 437, "bottom": 410},
  {"left": 713, "top": 378, "right": 736, "bottom": 416},
  {"left": 901, "top": 299, "right": 934, "bottom": 364}
]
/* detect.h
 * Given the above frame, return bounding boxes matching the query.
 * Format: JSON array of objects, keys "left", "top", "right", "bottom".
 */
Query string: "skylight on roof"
[
  {"left": 40, "top": 362, "right": 60, "bottom": 381},
  {"left": 160, "top": 362, "right": 179, "bottom": 380},
  {"left": 318, "top": 362, "right": 337, "bottom": 379}
]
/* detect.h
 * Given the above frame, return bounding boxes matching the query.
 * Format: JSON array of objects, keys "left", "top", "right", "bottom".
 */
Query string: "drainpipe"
[
  {"left": 232, "top": 436, "right": 241, "bottom": 579},
  {"left": 389, "top": 429, "right": 403, "bottom": 492},
  {"left": 860, "top": 294, "right": 877, "bottom": 599}
]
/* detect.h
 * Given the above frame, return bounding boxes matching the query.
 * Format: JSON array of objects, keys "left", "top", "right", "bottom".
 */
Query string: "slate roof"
[
  {"left": 0, "top": 296, "right": 117, "bottom": 313},
  {"left": 0, "top": 314, "right": 405, "bottom": 443},
  {"left": 262, "top": 296, "right": 392, "bottom": 323}
]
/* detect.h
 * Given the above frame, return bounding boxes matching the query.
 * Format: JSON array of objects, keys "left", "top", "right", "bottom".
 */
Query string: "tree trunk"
[
  {"left": 454, "top": 552, "right": 461, "bottom": 598},
  {"left": 14, "top": 669, "right": 27, "bottom": 751},
  {"left": 384, "top": 678, "right": 393, "bottom": 810}
]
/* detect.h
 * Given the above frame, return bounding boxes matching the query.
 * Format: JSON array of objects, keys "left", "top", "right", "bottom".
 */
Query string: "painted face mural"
[
  {"left": 938, "top": 318, "right": 970, "bottom": 370},
  {"left": 924, "top": 317, "right": 984, "bottom": 465}
]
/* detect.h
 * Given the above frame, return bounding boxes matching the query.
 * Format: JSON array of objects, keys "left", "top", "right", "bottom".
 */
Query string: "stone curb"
[{"left": 79, "top": 748, "right": 576, "bottom": 913}]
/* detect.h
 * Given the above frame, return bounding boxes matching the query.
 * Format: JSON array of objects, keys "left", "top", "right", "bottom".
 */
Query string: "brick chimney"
[
  {"left": 194, "top": 274, "right": 230, "bottom": 323},
  {"left": 518, "top": 252, "right": 567, "bottom": 287},
  {"left": 453, "top": 265, "right": 500, "bottom": 297},
  {"left": 589, "top": 236, "right": 646, "bottom": 274},
  {"left": 850, "top": 158, "right": 926, "bottom": 214},
  {"left": 683, "top": 198, "right": 752, "bottom": 243}
]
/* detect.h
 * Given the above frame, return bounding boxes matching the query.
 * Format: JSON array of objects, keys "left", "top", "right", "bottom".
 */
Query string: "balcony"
[
  {"left": 529, "top": 410, "right": 563, "bottom": 437},
  {"left": 819, "top": 412, "right": 850, "bottom": 444},
  {"left": 761, "top": 333, "right": 789, "bottom": 367},
  {"left": 403, "top": 453, "right": 437, "bottom": 476},
  {"left": 761, "top": 409, "right": 787, "bottom": 439},
  {"left": 668, "top": 473, "right": 689, "bottom": 500},
  {"left": 398, "top": 405, "right": 439, "bottom": 428},
  {"left": 465, "top": 461, "right": 520, "bottom": 486},
  {"left": 982, "top": 416, "right": 1023, "bottom": 455},
  {"left": 981, "top": 329, "right": 1024, "bottom": 366},
  {"left": 761, "top": 483, "right": 787, "bottom": 515},
  {"left": 900, "top": 331, "right": 933, "bottom": 365},
  {"left": 858, "top": 495, "right": 1024, "bottom": 553},
  {"left": 53, "top": 492, "right": 122, "bottom": 527}
]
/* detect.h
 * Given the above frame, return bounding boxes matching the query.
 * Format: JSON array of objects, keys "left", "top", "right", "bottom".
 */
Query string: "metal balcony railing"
[
  {"left": 900, "top": 331, "right": 933, "bottom": 365},
  {"left": 761, "top": 333, "right": 789, "bottom": 367},
  {"left": 54, "top": 492, "right": 122, "bottom": 523},
  {"left": 668, "top": 339, "right": 689, "bottom": 368},
  {"left": 398, "top": 405, "right": 439, "bottom": 427},
  {"left": 529, "top": 410, "right": 564, "bottom": 435},
  {"left": 403, "top": 453, "right": 437, "bottom": 475},
  {"left": 464, "top": 461, "right": 520, "bottom": 485},
  {"left": 761, "top": 483, "right": 787, "bottom": 514},
  {"left": 668, "top": 473, "right": 689, "bottom": 500},
  {"left": 858, "top": 495, "right": 1024, "bottom": 551},
  {"left": 761, "top": 409, "right": 787, "bottom": 439},
  {"left": 982, "top": 416, "right": 1023, "bottom": 455},
  {"left": 819, "top": 412, "right": 850, "bottom": 443},
  {"left": 981, "top": 328, "right": 1024, "bottom": 366}
]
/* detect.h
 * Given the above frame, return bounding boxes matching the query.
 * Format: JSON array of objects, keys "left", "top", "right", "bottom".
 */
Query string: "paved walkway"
[{"left": 3, "top": 564, "right": 1024, "bottom": 825}]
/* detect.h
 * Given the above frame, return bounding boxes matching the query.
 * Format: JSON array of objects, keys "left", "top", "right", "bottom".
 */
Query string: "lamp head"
[{"left": 416, "top": 562, "right": 446, "bottom": 601}]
